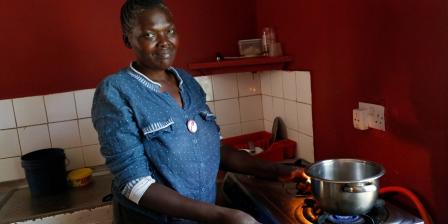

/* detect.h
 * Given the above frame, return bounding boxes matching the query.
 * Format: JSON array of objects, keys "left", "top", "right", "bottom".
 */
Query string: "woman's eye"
[
  {"left": 144, "top": 33, "right": 156, "bottom": 39},
  {"left": 167, "top": 28, "right": 176, "bottom": 35}
]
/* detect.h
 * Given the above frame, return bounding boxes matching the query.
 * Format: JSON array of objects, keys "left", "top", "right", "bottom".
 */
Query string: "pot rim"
[{"left": 305, "top": 158, "right": 385, "bottom": 183}]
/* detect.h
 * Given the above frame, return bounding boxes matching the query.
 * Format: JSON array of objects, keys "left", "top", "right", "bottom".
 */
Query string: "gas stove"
[{"left": 221, "top": 172, "right": 423, "bottom": 224}]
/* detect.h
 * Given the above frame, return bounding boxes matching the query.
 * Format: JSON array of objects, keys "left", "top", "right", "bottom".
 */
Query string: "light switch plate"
[
  {"left": 353, "top": 109, "right": 369, "bottom": 130},
  {"left": 359, "top": 102, "right": 385, "bottom": 131}
]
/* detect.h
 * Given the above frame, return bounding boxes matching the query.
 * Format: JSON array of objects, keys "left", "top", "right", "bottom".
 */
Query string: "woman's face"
[{"left": 126, "top": 7, "right": 178, "bottom": 71}]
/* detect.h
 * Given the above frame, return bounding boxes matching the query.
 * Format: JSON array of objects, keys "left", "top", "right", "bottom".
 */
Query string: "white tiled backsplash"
[
  {"left": 0, "top": 90, "right": 102, "bottom": 182},
  {"left": 0, "top": 70, "right": 313, "bottom": 183},
  {"left": 259, "top": 70, "right": 314, "bottom": 162},
  {"left": 200, "top": 70, "right": 314, "bottom": 163}
]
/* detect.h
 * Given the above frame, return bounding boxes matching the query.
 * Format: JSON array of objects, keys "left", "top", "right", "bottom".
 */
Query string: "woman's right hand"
[{"left": 214, "top": 207, "right": 261, "bottom": 224}]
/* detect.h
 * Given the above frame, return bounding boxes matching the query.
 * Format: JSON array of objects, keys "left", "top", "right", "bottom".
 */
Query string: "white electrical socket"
[
  {"left": 359, "top": 102, "right": 385, "bottom": 131},
  {"left": 353, "top": 109, "right": 369, "bottom": 130}
]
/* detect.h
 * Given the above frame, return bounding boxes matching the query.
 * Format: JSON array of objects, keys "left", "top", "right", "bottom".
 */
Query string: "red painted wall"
[
  {"left": 2, "top": 0, "right": 447, "bottom": 222},
  {"left": 256, "top": 0, "right": 448, "bottom": 222},
  {"left": 0, "top": 0, "right": 256, "bottom": 100}
]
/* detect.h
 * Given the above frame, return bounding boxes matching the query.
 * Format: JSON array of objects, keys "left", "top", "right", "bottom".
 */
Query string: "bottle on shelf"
[
  {"left": 261, "top": 27, "right": 275, "bottom": 56},
  {"left": 261, "top": 27, "right": 282, "bottom": 57}
]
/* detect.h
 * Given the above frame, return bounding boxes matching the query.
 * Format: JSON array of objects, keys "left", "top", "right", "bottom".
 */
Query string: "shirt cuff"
[{"left": 121, "top": 176, "right": 156, "bottom": 204}]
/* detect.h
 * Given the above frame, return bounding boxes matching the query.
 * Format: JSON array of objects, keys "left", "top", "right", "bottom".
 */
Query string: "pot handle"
[{"left": 343, "top": 183, "right": 377, "bottom": 193}]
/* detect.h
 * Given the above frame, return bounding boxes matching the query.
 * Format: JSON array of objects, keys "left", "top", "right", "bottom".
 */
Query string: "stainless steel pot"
[{"left": 306, "top": 159, "right": 385, "bottom": 215}]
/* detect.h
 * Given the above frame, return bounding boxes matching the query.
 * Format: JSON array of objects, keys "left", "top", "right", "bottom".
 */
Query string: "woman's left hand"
[{"left": 275, "top": 165, "right": 309, "bottom": 182}]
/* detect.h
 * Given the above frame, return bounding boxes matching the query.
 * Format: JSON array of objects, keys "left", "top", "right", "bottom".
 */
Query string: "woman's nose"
[{"left": 157, "top": 35, "right": 171, "bottom": 48}]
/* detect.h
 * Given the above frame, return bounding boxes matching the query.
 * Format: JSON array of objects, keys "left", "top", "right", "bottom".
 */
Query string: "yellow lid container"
[{"left": 68, "top": 168, "right": 93, "bottom": 187}]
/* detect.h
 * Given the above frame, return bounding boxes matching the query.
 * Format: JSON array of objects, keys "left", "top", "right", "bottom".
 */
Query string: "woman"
[{"left": 92, "top": 0, "right": 303, "bottom": 223}]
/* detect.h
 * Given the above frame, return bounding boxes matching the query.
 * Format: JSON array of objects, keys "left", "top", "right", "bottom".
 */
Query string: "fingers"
[{"left": 277, "top": 166, "right": 308, "bottom": 182}]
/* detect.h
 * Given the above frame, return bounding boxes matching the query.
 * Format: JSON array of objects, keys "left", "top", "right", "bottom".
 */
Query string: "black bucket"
[{"left": 21, "top": 148, "right": 68, "bottom": 196}]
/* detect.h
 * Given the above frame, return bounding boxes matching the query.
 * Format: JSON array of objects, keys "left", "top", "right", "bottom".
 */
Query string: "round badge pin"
[{"left": 187, "top": 120, "right": 198, "bottom": 133}]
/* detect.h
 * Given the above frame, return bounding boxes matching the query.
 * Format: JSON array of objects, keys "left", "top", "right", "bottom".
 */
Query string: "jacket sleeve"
[{"left": 92, "top": 81, "right": 151, "bottom": 190}]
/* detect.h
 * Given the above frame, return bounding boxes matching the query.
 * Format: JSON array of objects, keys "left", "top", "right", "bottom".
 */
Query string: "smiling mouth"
[
  {"left": 155, "top": 52, "right": 173, "bottom": 59},
  {"left": 159, "top": 54, "right": 171, "bottom": 59}
]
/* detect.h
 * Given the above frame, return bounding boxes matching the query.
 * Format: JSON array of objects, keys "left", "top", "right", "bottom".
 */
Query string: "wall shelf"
[{"left": 188, "top": 56, "right": 293, "bottom": 75}]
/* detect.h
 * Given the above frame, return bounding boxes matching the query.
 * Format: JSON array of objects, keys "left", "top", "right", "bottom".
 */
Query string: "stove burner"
[
  {"left": 222, "top": 170, "right": 424, "bottom": 224},
  {"left": 327, "top": 215, "right": 363, "bottom": 224},
  {"left": 295, "top": 198, "right": 385, "bottom": 224}
]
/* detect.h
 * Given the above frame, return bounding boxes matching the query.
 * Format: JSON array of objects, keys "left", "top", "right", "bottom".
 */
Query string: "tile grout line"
[
  {"left": 72, "top": 91, "right": 87, "bottom": 168},
  {"left": 256, "top": 72, "right": 266, "bottom": 131},
  {"left": 236, "top": 72, "right": 243, "bottom": 127},
  {"left": 10, "top": 99, "right": 23, "bottom": 157},
  {"left": 41, "top": 95, "right": 53, "bottom": 150},
  {"left": 210, "top": 74, "right": 216, "bottom": 102}
]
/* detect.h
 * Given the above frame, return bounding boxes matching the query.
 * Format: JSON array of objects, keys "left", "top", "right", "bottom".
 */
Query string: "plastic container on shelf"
[
  {"left": 67, "top": 167, "right": 93, "bottom": 187},
  {"left": 238, "top": 38, "right": 263, "bottom": 57},
  {"left": 222, "top": 131, "right": 296, "bottom": 162}
]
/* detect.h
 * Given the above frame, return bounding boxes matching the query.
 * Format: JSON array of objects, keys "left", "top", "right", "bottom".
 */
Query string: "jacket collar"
[{"left": 127, "top": 62, "right": 184, "bottom": 93}]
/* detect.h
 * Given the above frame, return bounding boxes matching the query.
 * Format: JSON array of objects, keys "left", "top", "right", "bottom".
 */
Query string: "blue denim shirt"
[{"left": 92, "top": 66, "right": 221, "bottom": 223}]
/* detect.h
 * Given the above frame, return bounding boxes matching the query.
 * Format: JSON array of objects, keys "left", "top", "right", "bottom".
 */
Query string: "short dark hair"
[{"left": 120, "top": 0, "right": 171, "bottom": 36}]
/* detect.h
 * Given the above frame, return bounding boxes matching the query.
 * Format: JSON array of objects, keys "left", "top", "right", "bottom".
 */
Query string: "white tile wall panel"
[
  {"left": 241, "top": 120, "right": 264, "bottom": 135},
  {"left": 259, "top": 71, "right": 272, "bottom": 95},
  {"left": 264, "top": 120, "right": 273, "bottom": 133},
  {"left": 211, "top": 74, "right": 238, "bottom": 100},
  {"left": 296, "top": 71, "right": 312, "bottom": 104},
  {"left": 206, "top": 102, "right": 215, "bottom": 114},
  {"left": 0, "top": 129, "right": 21, "bottom": 158},
  {"left": 0, "top": 157, "right": 25, "bottom": 182},
  {"left": 219, "top": 123, "right": 242, "bottom": 138},
  {"left": 271, "top": 70, "right": 284, "bottom": 98},
  {"left": 262, "top": 95, "right": 274, "bottom": 121},
  {"left": 64, "top": 148, "right": 85, "bottom": 171},
  {"left": 272, "top": 97, "right": 285, "bottom": 120},
  {"left": 13, "top": 96, "right": 47, "bottom": 127},
  {"left": 286, "top": 129, "right": 300, "bottom": 157},
  {"left": 214, "top": 99, "right": 240, "bottom": 125},
  {"left": 283, "top": 71, "right": 297, "bottom": 101},
  {"left": 74, "top": 89, "right": 95, "bottom": 118},
  {"left": 239, "top": 95, "right": 263, "bottom": 122},
  {"left": 82, "top": 145, "right": 105, "bottom": 167},
  {"left": 78, "top": 118, "right": 99, "bottom": 145},
  {"left": 45, "top": 92, "right": 77, "bottom": 122},
  {"left": 0, "top": 100, "right": 16, "bottom": 129},
  {"left": 287, "top": 129, "right": 299, "bottom": 142},
  {"left": 49, "top": 121, "right": 81, "bottom": 149},
  {"left": 237, "top": 72, "right": 261, "bottom": 97},
  {"left": 18, "top": 125, "right": 51, "bottom": 155},
  {"left": 297, "top": 103, "right": 313, "bottom": 136},
  {"left": 298, "top": 133, "right": 315, "bottom": 162},
  {"left": 194, "top": 76, "right": 214, "bottom": 101},
  {"left": 284, "top": 100, "right": 298, "bottom": 130}
]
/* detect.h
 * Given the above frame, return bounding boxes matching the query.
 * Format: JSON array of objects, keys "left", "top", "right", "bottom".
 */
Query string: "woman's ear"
[{"left": 123, "top": 35, "right": 132, "bottom": 49}]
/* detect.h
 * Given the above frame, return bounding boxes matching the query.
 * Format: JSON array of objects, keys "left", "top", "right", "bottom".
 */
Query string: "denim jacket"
[{"left": 92, "top": 65, "right": 221, "bottom": 223}]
